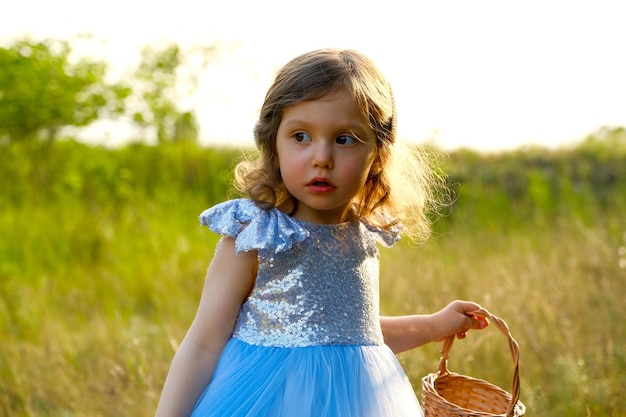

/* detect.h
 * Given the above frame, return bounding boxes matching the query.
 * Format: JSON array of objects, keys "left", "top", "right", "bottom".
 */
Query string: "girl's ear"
[
  {"left": 367, "top": 163, "right": 381, "bottom": 184},
  {"left": 369, "top": 157, "right": 383, "bottom": 178}
]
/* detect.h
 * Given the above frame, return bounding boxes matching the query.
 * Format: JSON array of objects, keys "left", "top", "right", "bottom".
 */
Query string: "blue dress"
[{"left": 191, "top": 199, "right": 423, "bottom": 417}]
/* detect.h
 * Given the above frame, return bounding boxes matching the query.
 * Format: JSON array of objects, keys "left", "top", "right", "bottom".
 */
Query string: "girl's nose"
[{"left": 312, "top": 142, "right": 334, "bottom": 169}]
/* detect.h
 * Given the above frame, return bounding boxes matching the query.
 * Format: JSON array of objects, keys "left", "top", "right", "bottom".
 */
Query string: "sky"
[{"left": 2, "top": 0, "right": 625, "bottom": 151}]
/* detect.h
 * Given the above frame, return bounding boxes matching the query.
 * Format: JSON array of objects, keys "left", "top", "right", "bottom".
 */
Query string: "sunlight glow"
[{"left": 2, "top": 0, "right": 625, "bottom": 151}]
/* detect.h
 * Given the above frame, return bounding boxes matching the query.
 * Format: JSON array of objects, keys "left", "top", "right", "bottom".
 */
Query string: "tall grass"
[
  {"left": 1, "top": 136, "right": 624, "bottom": 416},
  {"left": 385, "top": 221, "right": 625, "bottom": 416}
]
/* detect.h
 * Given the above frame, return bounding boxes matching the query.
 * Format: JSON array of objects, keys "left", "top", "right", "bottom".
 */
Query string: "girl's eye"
[
  {"left": 336, "top": 135, "right": 358, "bottom": 146},
  {"left": 294, "top": 132, "right": 312, "bottom": 143}
]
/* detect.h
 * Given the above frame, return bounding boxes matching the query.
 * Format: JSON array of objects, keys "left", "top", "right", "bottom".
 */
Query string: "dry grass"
[{"left": 385, "top": 220, "right": 626, "bottom": 416}]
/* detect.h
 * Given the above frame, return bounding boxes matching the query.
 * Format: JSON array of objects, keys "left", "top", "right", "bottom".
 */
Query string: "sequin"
[{"left": 200, "top": 199, "right": 401, "bottom": 348}]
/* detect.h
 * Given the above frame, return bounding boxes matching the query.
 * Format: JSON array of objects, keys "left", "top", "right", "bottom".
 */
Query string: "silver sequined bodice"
[{"left": 200, "top": 199, "right": 400, "bottom": 348}]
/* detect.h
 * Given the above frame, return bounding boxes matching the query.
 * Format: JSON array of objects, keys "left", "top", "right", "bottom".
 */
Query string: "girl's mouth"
[{"left": 307, "top": 177, "right": 335, "bottom": 192}]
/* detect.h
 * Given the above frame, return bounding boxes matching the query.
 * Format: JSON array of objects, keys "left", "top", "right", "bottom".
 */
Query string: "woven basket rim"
[
  {"left": 423, "top": 370, "right": 516, "bottom": 398},
  {"left": 422, "top": 371, "right": 526, "bottom": 417}
]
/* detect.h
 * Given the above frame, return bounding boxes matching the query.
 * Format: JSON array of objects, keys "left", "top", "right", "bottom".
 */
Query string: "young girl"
[{"left": 155, "top": 48, "right": 488, "bottom": 417}]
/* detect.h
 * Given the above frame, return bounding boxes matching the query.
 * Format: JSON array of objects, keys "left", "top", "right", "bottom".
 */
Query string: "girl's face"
[{"left": 276, "top": 89, "right": 377, "bottom": 224}]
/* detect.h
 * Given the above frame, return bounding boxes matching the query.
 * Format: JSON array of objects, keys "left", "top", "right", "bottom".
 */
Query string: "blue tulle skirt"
[{"left": 191, "top": 338, "right": 423, "bottom": 417}]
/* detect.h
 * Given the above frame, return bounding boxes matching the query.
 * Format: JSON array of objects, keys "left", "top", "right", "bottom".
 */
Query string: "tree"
[
  {"left": 0, "top": 37, "right": 130, "bottom": 143},
  {"left": 130, "top": 43, "right": 204, "bottom": 144}
]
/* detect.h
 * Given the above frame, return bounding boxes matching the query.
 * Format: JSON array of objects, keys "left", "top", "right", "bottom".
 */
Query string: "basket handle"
[{"left": 437, "top": 308, "right": 521, "bottom": 417}]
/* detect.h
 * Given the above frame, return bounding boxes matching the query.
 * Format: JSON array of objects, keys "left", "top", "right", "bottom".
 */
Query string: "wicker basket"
[{"left": 421, "top": 308, "right": 526, "bottom": 417}]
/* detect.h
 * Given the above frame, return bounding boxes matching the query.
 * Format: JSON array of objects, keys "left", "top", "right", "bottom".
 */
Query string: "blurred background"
[
  {"left": 2, "top": 0, "right": 625, "bottom": 150},
  {"left": 1, "top": 1, "right": 625, "bottom": 416}
]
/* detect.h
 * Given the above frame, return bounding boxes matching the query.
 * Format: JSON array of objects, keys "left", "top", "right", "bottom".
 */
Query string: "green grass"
[{"left": 1, "top": 138, "right": 625, "bottom": 416}]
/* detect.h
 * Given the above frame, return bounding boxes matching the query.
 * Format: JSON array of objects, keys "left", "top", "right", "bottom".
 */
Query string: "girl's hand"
[{"left": 432, "top": 300, "right": 489, "bottom": 341}]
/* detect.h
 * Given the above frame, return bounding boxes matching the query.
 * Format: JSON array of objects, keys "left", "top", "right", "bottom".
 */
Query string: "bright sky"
[{"left": 2, "top": 0, "right": 625, "bottom": 151}]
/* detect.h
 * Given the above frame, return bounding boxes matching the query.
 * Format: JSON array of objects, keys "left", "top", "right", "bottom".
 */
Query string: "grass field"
[{"left": 1, "top": 138, "right": 625, "bottom": 416}]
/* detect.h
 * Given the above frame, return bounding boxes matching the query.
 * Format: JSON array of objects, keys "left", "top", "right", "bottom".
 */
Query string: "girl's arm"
[
  {"left": 380, "top": 300, "right": 489, "bottom": 354},
  {"left": 154, "top": 237, "right": 257, "bottom": 417}
]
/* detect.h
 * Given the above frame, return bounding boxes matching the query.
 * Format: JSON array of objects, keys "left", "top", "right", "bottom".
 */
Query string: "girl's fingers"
[{"left": 474, "top": 315, "right": 489, "bottom": 329}]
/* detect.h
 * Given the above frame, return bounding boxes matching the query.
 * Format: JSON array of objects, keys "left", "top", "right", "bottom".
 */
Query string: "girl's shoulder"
[
  {"left": 200, "top": 199, "right": 402, "bottom": 253},
  {"left": 199, "top": 198, "right": 309, "bottom": 254},
  {"left": 362, "top": 217, "right": 402, "bottom": 248}
]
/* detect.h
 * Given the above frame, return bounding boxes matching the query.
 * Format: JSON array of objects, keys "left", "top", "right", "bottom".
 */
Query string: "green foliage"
[
  {"left": 129, "top": 43, "right": 218, "bottom": 144},
  {"left": 438, "top": 128, "right": 626, "bottom": 233},
  {"left": 0, "top": 38, "right": 130, "bottom": 143},
  {"left": 0, "top": 37, "right": 219, "bottom": 146},
  {"left": 132, "top": 44, "right": 186, "bottom": 143},
  {"left": 0, "top": 140, "right": 239, "bottom": 212},
  {"left": 1, "top": 137, "right": 625, "bottom": 416}
]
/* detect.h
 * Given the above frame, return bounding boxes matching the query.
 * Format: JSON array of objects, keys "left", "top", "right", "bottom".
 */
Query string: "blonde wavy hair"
[{"left": 235, "top": 48, "right": 448, "bottom": 242}]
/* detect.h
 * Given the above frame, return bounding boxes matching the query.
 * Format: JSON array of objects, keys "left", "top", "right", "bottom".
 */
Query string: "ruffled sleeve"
[
  {"left": 199, "top": 199, "right": 309, "bottom": 254},
  {"left": 363, "top": 221, "right": 402, "bottom": 248}
]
